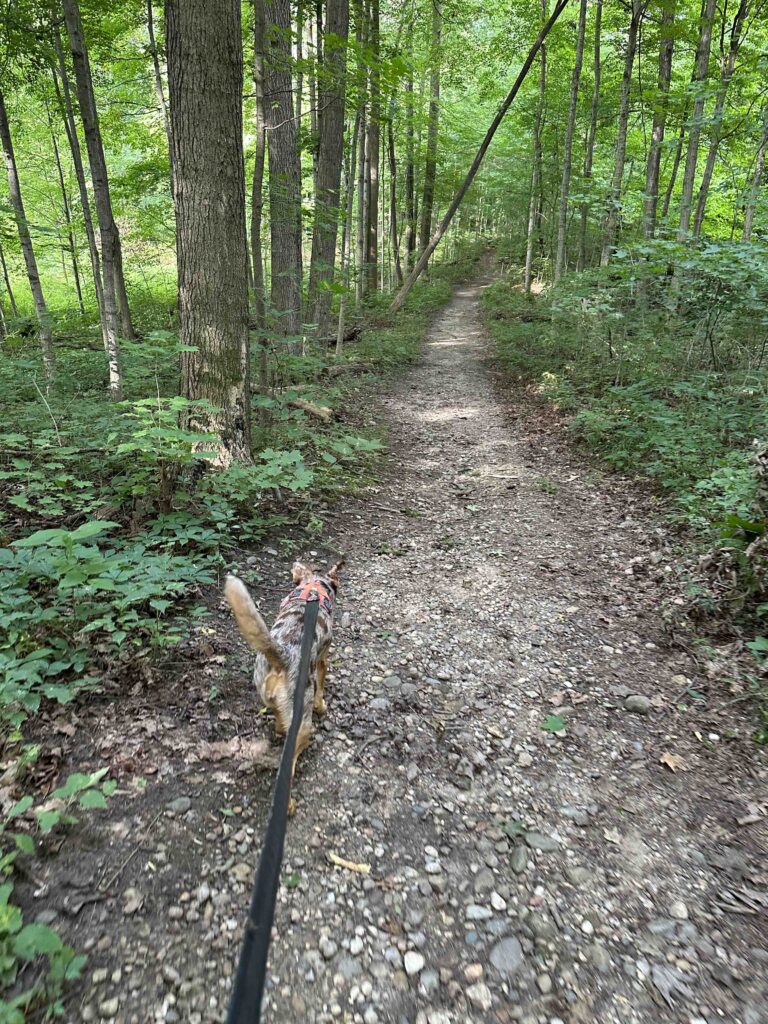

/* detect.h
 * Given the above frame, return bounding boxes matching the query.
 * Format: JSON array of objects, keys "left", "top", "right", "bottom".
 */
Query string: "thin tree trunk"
[
  {"left": 577, "top": 0, "right": 601, "bottom": 270},
  {"left": 661, "top": 107, "right": 687, "bottom": 222},
  {"left": 743, "top": 102, "right": 768, "bottom": 241},
  {"left": 365, "top": 0, "right": 380, "bottom": 292},
  {"left": 308, "top": 0, "right": 350, "bottom": 336},
  {"left": 264, "top": 0, "right": 304, "bottom": 345},
  {"left": 554, "top": 0, "right": 587, "bottom": 280},
  {"left": 147, "top": 0, "right": 174, "bottom": 187},
  {"left": 47, "top": 102, "right": 85, "bottom": 314},
  {"left": 308, "top": 14, "right": 319, "bottom": 192},
  {"left": 391, "top": 0, "right": 570, "bottom": 312},
  {"left": 677, "top": 0, "right": 718, "bottom": 238},
  {"left": 51, "top": 36, "right": 103, "bottom": 314},
  {"left": 419, "top": 0, "right": 441, "bottom": 260},
  {"left": 404, "top": 48, "right": 416, "bottom": 270},
  {"left": 166, "top": 0, "right": 251, "bottom": 464},
  {"left": 525, "top": 0, "right": 547, "bottom": 293},
  {"left": 600, "top": 0, "right": 643, "bottom": 265},
  {"left": 643, "top": 0, "right": 676, "bottom": 237},
  {"left": 0, "top": 243, "right": 18, "bottom": 316},
  {"left": 62, "top": 0, "right": 124, "bottom": 394},
  {"left": 251, "top": 0, "right": 269, "bottom": 405},
  {"left": 692, "top": 0, "right": 749, "bottom": 238},
  {"left": 337, "top": 112, "right": 360, "bottom": 355},
  {"left": 0, "top": 92, "right": 55, "bottom": 382},
  {"left": 387, "top": 104, "right": 403, "bottom": 286}
]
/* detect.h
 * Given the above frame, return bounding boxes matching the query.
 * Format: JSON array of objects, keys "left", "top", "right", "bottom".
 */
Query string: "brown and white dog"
[{"left": 224, "top": 559, "right": 343, "bottom": 798}]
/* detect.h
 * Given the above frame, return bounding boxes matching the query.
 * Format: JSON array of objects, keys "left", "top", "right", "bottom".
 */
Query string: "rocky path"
[{"left": 59, "top": 279, "right": 766, "bottom": 1023}]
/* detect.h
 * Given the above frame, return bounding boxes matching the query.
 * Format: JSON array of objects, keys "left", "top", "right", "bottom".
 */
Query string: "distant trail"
[{"left": 66, "top": 277, "right": 766, "bottom": 1023}]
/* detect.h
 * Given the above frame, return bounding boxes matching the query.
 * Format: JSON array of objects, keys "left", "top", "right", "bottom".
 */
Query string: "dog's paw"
[
  {"left": 288, "top": 797, "right": 297, "bottom": 817},
  {"left": 314, "top": 697, "right": 328, "bottom": 716}
]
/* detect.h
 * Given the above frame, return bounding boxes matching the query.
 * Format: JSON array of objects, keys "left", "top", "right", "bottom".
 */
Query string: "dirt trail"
[{"left": 46, "top": 279, "right": 766, "bottom": 1023}]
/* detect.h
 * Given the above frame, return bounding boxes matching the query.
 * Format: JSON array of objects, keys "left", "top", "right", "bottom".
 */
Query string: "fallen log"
[{"left": 322, "top": 361, "right": 375, "bottom": 377}]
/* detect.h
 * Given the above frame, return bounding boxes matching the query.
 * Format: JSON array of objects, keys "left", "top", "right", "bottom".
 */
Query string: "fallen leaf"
[
  {"left": 198, "top": 737, "right": 272, "bottom": 767},
  {"left": 659, "top": 752, "right": 689, "bottom": 773},
  {"left": 327, "top": 851, "right": 371, "bottom": 874},
  {"left": 547, "top": 691, "right": 565, "bottom": 706},
  {"left": 603, "top": 828, "right": 621, "bottom": 845},
  {"left": 122, "top": 887, "right": 144, "bottom": 915}
]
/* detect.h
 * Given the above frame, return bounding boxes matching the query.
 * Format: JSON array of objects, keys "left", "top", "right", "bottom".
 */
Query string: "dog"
[{"left": 224, "top": 558, "right": 343, "bottom": 801}]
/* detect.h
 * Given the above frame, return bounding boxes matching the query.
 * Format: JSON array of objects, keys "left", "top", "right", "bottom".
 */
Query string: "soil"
[{"left": 20, "top": 276, "right": 767, "bottom": 1024}]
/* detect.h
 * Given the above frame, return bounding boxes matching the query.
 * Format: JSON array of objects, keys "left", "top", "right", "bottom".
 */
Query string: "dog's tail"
[{"left": 224, "top": 575, "right": 287, "bottom": 669}]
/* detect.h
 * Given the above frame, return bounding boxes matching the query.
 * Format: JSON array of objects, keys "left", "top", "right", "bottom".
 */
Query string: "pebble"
[
  {"left": 465, "top": 904, "right": 493, "bottom": 921},
  {"left": 524, "top": 831, "right": 559, "bottom": 852},
  {"left": 319, "top": 937, "right": 338, "bottom": 960},
  {"left": 510, "top": 846, "right": 528, "bottom": 874},
  {"left": 98, "top": 998, "right": 119, "bottom": 1018},
  {"left": 580, "top": 919, "right": 594, "bottom": 935},
  {"left": 624, "top": 694, "right": 650, "bottom": 714},
  {"left": 466, "top": 981, "right": 492, "bottom": 1011},
  {"left": 404, "top": 951, "right": 425, "bottom": 976},
  {"left": 669, "top": 900, "right": 689, "bottom": 921},
  {"left": 350, "top": 936, "right": 364, "bottom": 956},
  {"left": 537, "top": 973, "right": 553, "bottom": 994},
  {"left": 166, "top": 796, "right": 191, "bottom": 815},
  {"left": 489, "top": 936, "right": 525, "bottom": 977}
]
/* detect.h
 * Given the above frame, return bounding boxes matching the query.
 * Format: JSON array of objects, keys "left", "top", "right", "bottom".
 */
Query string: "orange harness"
[{"left": 280, "top": 578, "right": 334, "bottom": 615}]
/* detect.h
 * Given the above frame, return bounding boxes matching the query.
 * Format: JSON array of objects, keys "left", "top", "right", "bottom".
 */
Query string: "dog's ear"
[
  {"left": 327, "top": 556, "right": 345, "bottom": 591},
  {"left": 224, "top": 575, "right": 287, "bottom": 669},
  {"left": 291, "top": 561, "right": 312, "bottom": 584}
]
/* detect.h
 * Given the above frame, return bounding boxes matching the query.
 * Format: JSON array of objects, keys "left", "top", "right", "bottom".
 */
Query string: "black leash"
[{"left": 226, "top": 596, "right": 320, "bottom": 1023}]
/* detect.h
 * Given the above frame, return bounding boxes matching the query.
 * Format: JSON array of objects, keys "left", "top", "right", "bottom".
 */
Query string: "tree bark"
[
  {"left": 742, "top": 102, "right": 768, "bottom": 242},
  {"left": 308, "top": 0, "right": 350, "bottom": 336},
  {"left": 661, "top": 107, "right": 687, "bottom": 222},
  {"left": 642, "top": 0, "right": 676, "bottom": 238},
  {"left": 62, "top": 0, "right": 124, "bottom": 395},
  {"left": 251, "top": 0, "right": 269, "bottom": 407},
  {"left": 391, "top": 0, "right": 570, "bottom": 312},
  {"left": 0, "top": 243, "right": 18, "bottom": 317},
  {"left": 692, "top": 0, "right": 749, "bottom": 238},
  {"left": 264, "top": 0, "right": 304, "bottom": 345},
  {"left": 47, "top": 102, "right": 85, "bottom": 314},
  {"left": 600, "top": 0, "right": 643, "bottom": 266},
  {"left": 577, "top": 0, "right": 601, "bottom": 269},
  {"left": 0, "top": 92, "right": 55, "bottom": 384},
  {"left": 404, "top": 46, "right": 416, "bottom": 270},
  {"left": 365, "top": 0, "right": 381, "bottom": 291},
  {"left": 418, "top": 0, "right": 441, "bottom": 260},
  {"left": 51, "top": 36, "right": 103, "bottom": 314},
  {"left": 166, "top": 0, "right": 251, "bottom": 464},
  {"left": 525, "top": 0, "right": 548, "bottom": 293},
  {"left": 677, "top": 0, "right": 717, "bottom": 238},
  {"left": 554, "top": 0, "right": 587, "bottom": 280}
]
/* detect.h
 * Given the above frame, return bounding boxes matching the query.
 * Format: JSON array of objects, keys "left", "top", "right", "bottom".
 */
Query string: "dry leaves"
[
  {"left": 198, "top": 737, "right": 273, "bottom": 767},
  {"left": 659, "top": 751, "right": 689, "bottom": 773}
]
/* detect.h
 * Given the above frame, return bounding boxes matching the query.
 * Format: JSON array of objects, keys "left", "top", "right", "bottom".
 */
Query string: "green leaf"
[
  {"left": 13, "top": 834, "right": 34, "bottom": 855},
  {"left": 78, "top": 790, "right": 107, "bottom": 809},
  {"left": 541, "top": 714, "right": 567, "bottom": 733},
  {"left": 13, "top": 923, "right": 64, "bottom": 959},
  {"left": 6, "top": 797, "right": 33, "bottom": 820},
  {"left": 35, "top": 810, "right": 61, "bottom": 833}
]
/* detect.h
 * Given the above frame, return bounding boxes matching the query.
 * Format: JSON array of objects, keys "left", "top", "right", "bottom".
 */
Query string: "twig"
[
  {"left": 32, "top": 377, "right": 62, "bottom": 446},
  {"left": 354, "top": 734, "right": 384, "bottom": 761},
  {"left": 99, "top": 809, "right": 164, "bottom": 891}
]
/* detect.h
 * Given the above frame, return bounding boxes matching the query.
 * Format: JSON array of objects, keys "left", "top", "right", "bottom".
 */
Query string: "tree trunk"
[
  {"left": 147, "top": 0, "right": 174, "bottom": 187},
  {"left": 577, "top": 0, "right": 601, "bottom": 269},
  {"left": 525, "top": 0, "right": 547, "bottom": 293},
  {"left": 600, "top": 0, "right": 643, "bottom": 265},
  {"left": 642, "top": 0, "right": 676, "bottom": 238},
  {"left": 51, "top": 36, "right": 103, "bottom": 314},
  {"left": 554, "top": 0, "right": 587, "bottom": 280},
  {"left": 404, "top": 50, "right": 416, "bottom": 270},
  {"left": 677, "top": 0, "right": 717, "bottom": 239},
  {"left": 47, "top": 102, "right": 85, "bottom": 314},
  {"left": 692, "top": 0, "right": 749, "bottom": 238},
  {"left": 365, "top": 0, "right": 380, "bottom": 292},
  {"left": 661, "top": 108, "right": 687, "bottom": 222},
  {"left": 337, "top": 112, "right": 360, "bottom": 355},
  {"left": 264, "top": 0, "right": 304, "bottom": 346},
  {"left": 743, "top": 102, "right": 768, "bottom": 242},
  {"left": 308, "top": 0, "right": 350, "bottom": 336},
  {"left": 251, "top": 0, "right": 269, "bottom": 407},
  {"left": 419, "top": 0, "right": 441, "bottom": 260},
  {"left": 62, "top": 0, "right": 125, "bottom": 395},
  {"left": 0, "top": 243, "right": 18, "bottom": 316},
  {"left": 0, "top": 92, "right": 55, "bottom": 384},
  {"left": 166, "top": 0, "right": 251, "bottom": 464},
  {"left": 391, "top": 0, "right": 570, "bottom": 312},
  {"left": 387, "top": 104, "right": 403, "bottom": 287}
]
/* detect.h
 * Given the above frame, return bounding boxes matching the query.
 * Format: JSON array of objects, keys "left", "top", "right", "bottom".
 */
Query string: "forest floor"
[{"left": 26, "top": 276, "right": 767, "bottom": 1024}]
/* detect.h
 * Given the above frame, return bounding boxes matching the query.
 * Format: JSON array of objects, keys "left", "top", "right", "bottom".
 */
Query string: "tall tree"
[
  {"left": 677, "top": 0, "right": 718, "bottom": 238},
  {"left": 419, "top": 0, "right": 441, "bottom": 258},
  {"left": 642, "top": 0, "right": 676, "bottom": 237},
  {"left": 524, "top": 0, "right": 548, "bottom": 293},
  {"left": 404, "top": 45, "right": 416, "bottom": 269},
  {"left": 365, "top": 0, "right": 381, "bottom": 291},
  {"left": 0, "top": 92, "right": 55, "bottom": 383},
  {"left": 165, "top": 0, "right": 251, "bottom": 463},
  {"left": 742, "top": 101, "right": 768, "bottom": 242},
  {"left": 264, "top": 0, "right": 303, "bottom": 345},
  {"left": 577, "top": 0, "right": 602, "bottom": 269},
  {"left": 554, "top": 0, "right": 587, "bottom": 280},
  {"left": 692, "top": 0, "right": 751, "bottom": 237},
  {"left": 0, "top": 243, "right": 18, "bottom": 317},
  {"left": 146, "top": 0, "right": 173, "bottom": 185},
  {"left": 308, "top": 0, "right": 350, "bottom": 336},
  {"left": 600, "top": 0, "right": 644, "bottom": 265},
  {"left": 46, "top": 102, "right": 84, "bottom": 313}
]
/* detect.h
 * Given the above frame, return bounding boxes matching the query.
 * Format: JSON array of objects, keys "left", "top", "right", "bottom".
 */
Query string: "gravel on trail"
[{"left": 37, "top": 279, "right": 767, "bottom": 1024}]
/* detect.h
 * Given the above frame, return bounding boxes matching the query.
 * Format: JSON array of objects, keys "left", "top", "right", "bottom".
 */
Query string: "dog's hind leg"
[
  {"left": 314, "top": 656, "right": 328, "bottom": 715},
  {"left": 288, "top": 721, "right": 313, "bottom": 816}
]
